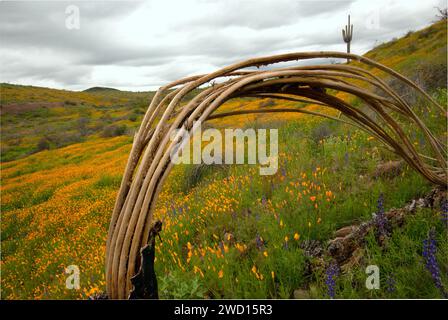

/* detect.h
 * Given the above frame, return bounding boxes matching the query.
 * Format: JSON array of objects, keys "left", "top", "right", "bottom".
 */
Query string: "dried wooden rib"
[{"left": 105, "top": 51, "right": 447, "bottom": 299}]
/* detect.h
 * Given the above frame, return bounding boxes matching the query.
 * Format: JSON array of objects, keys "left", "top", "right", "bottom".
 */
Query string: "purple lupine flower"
[
  {"left": 261, "top": 196, "right": 267, "bottom": 207},
  {"left": 325, "top": 263, "right": 339, "bottom": 299},
  {"left": 377, "top": 193, "right": 384, "bottom": 215},
  {"left": 219, "top": 241, "right": 225, "bottom": 255},
  {"left": 419, "top": 136, "right": 426, "bottom": 147},
  {"left": 280, "top": 167, "right": 286, "bottom": 177},
  {"left": 386, "top": 274, "right": 396, "bottom": 293},
  {"left": 171, "top": 204, "right": 177, "bottom": 216},
  {"left": 440, "top": 199, "right": 448, "bottom": 228},
  {"left": 374, "top": 193, "right": 390, "bottom": 242},
  {"left": 255, "top": 234, "right": 265, "bottom": 250},
  {"left": 283, "top": 239, "right": 289, "bottom": 250},
  {"left": 423, "top": 228, "right": 448, "bottom": 298}
]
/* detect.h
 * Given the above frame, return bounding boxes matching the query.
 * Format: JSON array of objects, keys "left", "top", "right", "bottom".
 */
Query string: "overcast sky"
[{"left": 0, "top": 0, "right": 446, "bottom": 91}]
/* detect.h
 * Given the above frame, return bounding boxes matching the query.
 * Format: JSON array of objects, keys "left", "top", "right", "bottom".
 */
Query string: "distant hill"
[
  {"left": 83, "top": 86, "right": 121, "bottom": 93},
  {"left": 0, "top": 83, "right": 153, "bottom": 106}
]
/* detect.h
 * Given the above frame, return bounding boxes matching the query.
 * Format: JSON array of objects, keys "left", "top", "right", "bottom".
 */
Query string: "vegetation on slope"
[{"left": 0, "top": 85, "right": 154, "bottom": 162}]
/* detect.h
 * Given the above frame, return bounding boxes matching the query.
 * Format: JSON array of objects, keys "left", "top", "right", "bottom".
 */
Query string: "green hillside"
[{"left": 0, "top": 84, "right": 154, "bottom": 162}]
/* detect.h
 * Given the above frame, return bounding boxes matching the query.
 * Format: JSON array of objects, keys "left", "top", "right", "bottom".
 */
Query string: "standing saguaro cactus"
[{"left": 342, "top": 15, "right": 353, "bottom": 62}]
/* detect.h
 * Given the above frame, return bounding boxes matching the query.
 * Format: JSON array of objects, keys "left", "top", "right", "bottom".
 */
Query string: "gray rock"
[{"left": 293, "top": 289, "right": 311, "bottom": 299}]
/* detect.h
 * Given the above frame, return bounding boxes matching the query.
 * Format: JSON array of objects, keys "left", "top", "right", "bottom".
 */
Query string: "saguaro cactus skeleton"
[
  {"left": 105, "top": 51, "right": 447, "bottom": 299},
  {"left": 342, "top": 15, "right": 353, "bottom": 62}
]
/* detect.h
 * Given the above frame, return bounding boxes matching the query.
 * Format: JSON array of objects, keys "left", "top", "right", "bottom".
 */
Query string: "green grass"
[
  {"left": 150, "top": 109, "right": 443, "bottom": 298},
  {"left": 328, "top": 208, "right": 448, "bottom": 299},
  {"left": 94, "top": 174, "right": 122, "bottom": 189}
]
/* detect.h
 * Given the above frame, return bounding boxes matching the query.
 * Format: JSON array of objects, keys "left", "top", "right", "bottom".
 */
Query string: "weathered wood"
[{"left": 128, "top": 220, "right": 162, "bottom": 299}]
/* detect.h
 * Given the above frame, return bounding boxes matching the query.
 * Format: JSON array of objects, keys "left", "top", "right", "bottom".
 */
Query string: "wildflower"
[
  {"left": 251, "top": 265, "right": 257, "bottom": 274},
  {"left": 317, "top": 217, "right": 322, "bottom": 224},
  {"left": 294, "top": 233, "right": 300, "bottom": 241},
  {"left": 440, "top": 199, "right": 448, "bottom": 228},
  {"left": 218, "top": 269, "right": 224, "bottom": 278},
  {"left": 325, "top": 263, "right": 339, "bottom": 299},
  {"left": 308, "top": 221, "right": 312, "bottom": 228},
  {"left": 374, "top": 193, "right": 390, "bottom": 243},
  {"left": 281, "top": 167, "right": 286, "bottom": 177},
  {"left": 423, "top": 228, "right": 448, "bottom": 298},
  {"left": 310, "top": 196, "right": 316, "bottom": 202},
  {"left": 386, "top": 274, "right": 396, "bottom": 293},
  {"left": 261, "top": 196, "right": 267, "bottom": 206},
  {"left": 193, "top": 266, "right": 204, "bottom": 278},
  {"left": 219, "top": 241, "right": 229, "bottom": 254},
  {"left": 255, "top": 234, "right": 265, "bottom": 250},
  {"left": 283, "top": 236, "right": 289, "bottom": 249},
  {"left": 271, "top": 271, "right": 275, "bottom": 279},
  {"left": 171, "top": 204, "right": 177, "bottom": 216},
  {"left": 263, "top": 251, "right": 268, "bottom": 257},
  {"left": 235, "top": 243, "right": 246, "bottom": 253}
]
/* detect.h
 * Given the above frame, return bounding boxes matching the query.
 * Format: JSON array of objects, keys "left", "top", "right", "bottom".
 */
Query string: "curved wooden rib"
[{"left": 105, "top": 51, "right": 447, "bottom": 299}]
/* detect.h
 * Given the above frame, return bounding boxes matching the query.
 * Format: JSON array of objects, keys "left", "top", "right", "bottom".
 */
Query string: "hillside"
[
  {"left": 1, "top": 20, "right": 447, "bottom": 299},
  {"left": 83, "top": 87, "right": 121, "bottom": 93},
  {"left": 0, "top": 83, "right": 151, "bottom": 105},
  {"left": 0, "top": 84, "right": 155, "bottom": 162}
]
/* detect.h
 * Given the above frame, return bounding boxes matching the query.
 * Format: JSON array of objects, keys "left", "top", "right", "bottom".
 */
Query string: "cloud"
[
  {"left": 174, "top": 0, "right": 355, "bottom": 30},
  {"left": 0, "top": 0, "right": 444, "bottom": 91}
]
